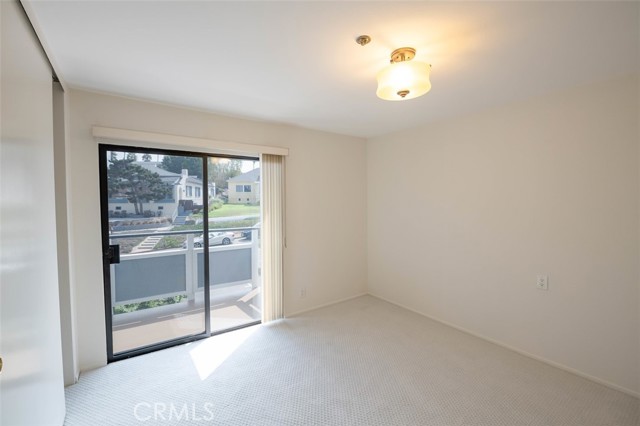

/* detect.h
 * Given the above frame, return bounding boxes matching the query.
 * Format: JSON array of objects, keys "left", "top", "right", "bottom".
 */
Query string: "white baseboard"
[
  {"left": 368, "top": 292, "right": 640, "bottom": 399},
  {"left": 285, "top": 292, "right": 368, "bottom": 318}
]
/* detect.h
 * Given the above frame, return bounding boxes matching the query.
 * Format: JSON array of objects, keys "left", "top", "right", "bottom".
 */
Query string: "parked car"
[
  {"left": 183, "top": 232, "right": 234, "bottom": 248},
  {"left": 241, "top": 222, "right": 261, "bottom": 241}
]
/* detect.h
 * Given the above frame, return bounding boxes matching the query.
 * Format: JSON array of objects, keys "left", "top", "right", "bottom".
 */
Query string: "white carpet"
[{"left": 65, "top": 295, "right": 639, "bottom": 425}]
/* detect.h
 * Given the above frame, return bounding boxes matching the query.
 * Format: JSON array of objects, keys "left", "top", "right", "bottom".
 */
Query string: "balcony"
[{"left": 109, "top": 228, "right": 261, "bottom": 354}]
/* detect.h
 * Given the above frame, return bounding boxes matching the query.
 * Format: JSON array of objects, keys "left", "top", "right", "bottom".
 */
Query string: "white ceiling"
[{"left": 27, "top": 1, "right": 640, "bottom": 138}]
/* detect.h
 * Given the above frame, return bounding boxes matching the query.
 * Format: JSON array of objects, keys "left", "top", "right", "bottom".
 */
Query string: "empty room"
[{"left": 1, "top": 1, "right": 638, "bottom": 425}]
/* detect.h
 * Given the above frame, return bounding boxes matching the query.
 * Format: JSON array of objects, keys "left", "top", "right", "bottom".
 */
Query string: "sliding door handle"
[{"left": 105, "top": 244, "right": 120, "bottom": 264}]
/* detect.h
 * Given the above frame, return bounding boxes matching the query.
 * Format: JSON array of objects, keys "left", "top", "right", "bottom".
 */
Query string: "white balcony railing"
[{"left": 109, "top": 228, "right": 260, "bottom": 310}]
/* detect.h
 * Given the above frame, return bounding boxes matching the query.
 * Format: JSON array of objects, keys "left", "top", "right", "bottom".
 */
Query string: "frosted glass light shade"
[{"left": 376, "top": 61, "right": 432, "bottom": 101}]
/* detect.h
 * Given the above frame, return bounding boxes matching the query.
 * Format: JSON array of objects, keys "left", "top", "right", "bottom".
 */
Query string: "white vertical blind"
[{"left": 261, "top": 154, "right": 285, "bottom": 322}]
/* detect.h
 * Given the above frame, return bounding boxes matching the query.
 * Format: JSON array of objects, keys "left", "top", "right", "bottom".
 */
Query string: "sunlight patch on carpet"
[{"left": 189, "top": 325, "right": 259, "bottom": 380}]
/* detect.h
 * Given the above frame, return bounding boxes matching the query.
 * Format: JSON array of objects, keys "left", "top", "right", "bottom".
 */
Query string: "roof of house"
[
  {"left": 135, "top": 161, "right": 182, "bottom": 185},
  {"left": 186, "top": 176, "right": 203, "bottom": 185},
  {"left": 136, "top": 161, "right": 204, "bottom": 186},
  {"left": 136, "top": 161, "right": 180, "bottom": 177},
  {"left": 228, "top": 167, "right": 260, "bottom": 183}
]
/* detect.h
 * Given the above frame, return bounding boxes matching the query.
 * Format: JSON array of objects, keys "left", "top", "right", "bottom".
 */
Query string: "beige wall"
[
  {"left": 67, "top": 89, "right": 367, "bottom": 370},
  {"left": 54, "top": 82, "right": 79, "bottom": 387},
  {"left": 367, "top": 75, "right": 640, "bottom": 395}
]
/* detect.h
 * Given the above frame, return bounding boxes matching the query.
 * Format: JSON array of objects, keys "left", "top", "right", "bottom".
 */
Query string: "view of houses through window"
[{"left": 103, "top": 148, "right": 262, "bottom": 358}]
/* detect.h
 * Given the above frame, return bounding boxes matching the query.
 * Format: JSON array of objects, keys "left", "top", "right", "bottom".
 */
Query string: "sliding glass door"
[
  {"left": 207, "top": 157, "right": 262, "bottom": 333},
  {"left": 100, "top": 145, "right": 262, "bottom": 361}
]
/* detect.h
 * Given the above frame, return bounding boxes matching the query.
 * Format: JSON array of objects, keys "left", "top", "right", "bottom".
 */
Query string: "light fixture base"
[
  {"left": 390, "top": 47, "right": 416, "bottom": 63},
  {"left": 355, "top": 35, "right": 371, "bottom": 46}
]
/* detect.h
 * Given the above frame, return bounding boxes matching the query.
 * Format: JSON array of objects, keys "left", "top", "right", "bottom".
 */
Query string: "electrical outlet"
[
  {"left": 300, "top": 287, "right": 307, "bottom": 298},
  {"left": 536, "top": 275, "right": 549, "bottom": 291}
]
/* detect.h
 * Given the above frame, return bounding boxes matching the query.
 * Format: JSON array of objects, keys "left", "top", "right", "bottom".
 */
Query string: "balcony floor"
[{"left": 112, "top": 283, "right": 261, "bottom": 354}]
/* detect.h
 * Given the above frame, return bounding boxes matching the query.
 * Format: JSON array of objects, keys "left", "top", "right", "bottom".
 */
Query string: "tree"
[
  {"left": 126, "top": 153, "right": 137, "bottom": 161},
  {"left": 107, "top": 158, "right": 172, "bottom": 215},
  {"left": 208, "top": 158, "right": 242, "bottom": 190},
  {"left": 160, "top": 155, "right": 203, "bottom": 178},
  {"left": 141, "top": 153, "right": 152, "bottom": 162},
  {"left": 160, "top": 155, "right": 243, "bottom": 191}
]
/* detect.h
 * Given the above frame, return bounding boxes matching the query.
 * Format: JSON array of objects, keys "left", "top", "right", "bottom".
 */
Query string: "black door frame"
[{"left": 98, "top": 143, "right": 259, "bottom": 362}]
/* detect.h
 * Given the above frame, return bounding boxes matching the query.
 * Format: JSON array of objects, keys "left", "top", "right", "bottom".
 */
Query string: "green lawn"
[{"left": 209, "top": 204, "right": 260, "bottom": 218}]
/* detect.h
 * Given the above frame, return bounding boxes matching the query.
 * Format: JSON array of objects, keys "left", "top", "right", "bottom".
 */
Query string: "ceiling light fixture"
[
  {"left": 376, "top": 47, "right": 432, "bottom": 101},
  {"left": 356, "top": 36, "right": 432, "bottom": 101}
]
